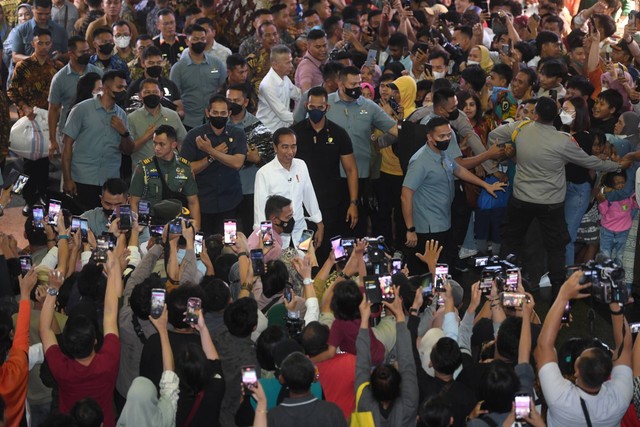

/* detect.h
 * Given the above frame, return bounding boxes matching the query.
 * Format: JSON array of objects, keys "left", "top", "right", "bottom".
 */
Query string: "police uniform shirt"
[{"left": 129, "top": 153, "right": 198, "bottom": 206}]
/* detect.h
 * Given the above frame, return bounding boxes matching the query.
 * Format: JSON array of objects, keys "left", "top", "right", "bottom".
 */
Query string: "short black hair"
[
  {"left": 535, "top": 96, "right": 558, "bottom": 123},
  {"left": 224, "top": 297, "right": 258, "bottom": 338},
  {"left": 68, "top": 35, "right": 87, "bottom": 51},
  {"left": 270, "top": 3, "right": 287, "bottom": 14},
  {"left": 261, "top": 260, "right": 289, "bottom": 298},
  {"left": 265, "top": 195, "right": 292, "bottom": 219},
  {"left": 71, "top": 398, "right": 103, "bottom": 427},
  {"left": 273, "top": 127, "right": 296, "bottom": 146},
  {"left": 517, "top": 67, "right": 538, "bottom": 91},
  {"left": 539, "top": 59, "right": 567, "bottom": 80},
  {"left": 323, "top": 15, "right": 343, "bottom": 36},
  {"left": 302, "top": 9, "right": 319, "bottom": 19},
  {"left": 388, "top": 32, "right": 409, "bottom": 48},
  {"left": 135, "top": 34, "right": 152, "bottom": 43},
  {"left": 425, "top": 116, "right": 451, "bottom": 135},
  {"left": 93, "top": 26, "right": 113, "bottom": 39},
  {"left": 430, "top": 337, "right": 462, "bottom": 375},
  {"left": 460, "top": 65, "right": 486, "bottom": 92},
  {"left": 200, "top": 276, "right": 230, "bottom": 312},
  {"left": 252, "top": 8, "right": 272, "bottom": 21},
  {"left": 154, "top": 124, "right": 177, "bottom": 141},
  {"left": 301, "top": 321, "right": 330, "bottom": 357},
  {"left": 597, "top": 89, "right": 623, "bottom": 114},
  {"left": 514, "top": 41, "right": 536, "bottom": 64},
  {"left": 576, "top": 347, "right": 614, "bottom": 389},
  {"left": 535, "top": 30, "right": 559, "bottom": 54},
  {"left": 157, "top": 8, "right": 174, "bottom": 18},
  {"left": 102, "top": 177, "right": 128, "bottom": 196},
  {"left": 167, "top": 285, "right": 205, "bottom": 329},
  {"left": 227, "top": 83, "right": 250, "bottom": 99},
  {"left": 566, "top": 29, "right": 586, "bottom": 51},
  {"left": 195, "top": 16, "right": 215, "bottom": 29},
  {"left": 308, "top": 86, "right": 328, "bottom": 101},
  {"left": 141, "top": 45, "right": 162, "bottom": 60},
  {"left": 594, "top": 13, "right": 616, "bottom": 38},
  {"left": 226, "top": 53, "right": 247, "bottom": 70},
  {"left": 280, "top": 352, "right": 316, "bottom": 393},
  {"left": 428, "top": 50, "right": 450, "bottom": 64},
  {"left": 62, "top": 314, "right": 97, "bottom": 359},
  {"left": 339, "top": 65, "right": 361, "bottom": 80},
  {"left": 256, "top": 325, "right": 287, "bottom": 371},
  {"left": 33, "top": 27, "right": 52, "bottom": 38},
  {"left": 371, "top": 364, "right": 401, "bottom": 401},
  {"left": 129, "top": 273, "right": 164, "bottom": 319},
  {"left": 432, "top": 87, "right": 456, "bottom": 109},
  {"left": 307, "top": 28, "right": 327, "bottom": 41},
  {"left": 496, "top": 316, "right": 522, "bottom": 362},
  {"left": 102, "top": 69, "right": 127, "bottom": 84},
  {"left": 34, "top": 0, "right": 53, "bottom": 9},
  {"left": 479, "top": 360, "right": 520, "bottom": 413},
  {"left": 491, "top": 63, "right": 513, "bottom": 87},
  {"left": 208, "top": 94, "right": 229, "bottom": 109},
  {"left": 185, "top": 24, "right": 206, "bottom": 36},
  {"left": 323, "top": 61, "right": 344, "bottom": 80},
  {"left": 418, "top": 396, "right": 453, "bottom": 427},
  {"left": 330, "top": 280, "right": 362, "bottom": 321},
  {"left": 454, "top": 25, "right": 473, "bottom": 39},
  {"left": 113, "top": 20, "right": 131, "bottom": 31}
]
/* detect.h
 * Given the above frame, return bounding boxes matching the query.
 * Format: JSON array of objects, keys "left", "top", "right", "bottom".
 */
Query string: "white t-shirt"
[{"left": 539, "top": 362, "right": 633, "bottom": 427}]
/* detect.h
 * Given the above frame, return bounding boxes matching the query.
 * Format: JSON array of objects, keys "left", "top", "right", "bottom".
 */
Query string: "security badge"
[{"left": 176, "top": 167, "right": 188, "bottom": 180}]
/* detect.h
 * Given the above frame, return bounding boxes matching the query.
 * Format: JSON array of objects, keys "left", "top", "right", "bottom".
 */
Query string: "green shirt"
[
  {"left": 129, "top": 154, "right": 198, "bottom": 206},
  {"left": 128, "top": 105, "right": 187, "bottom": 166}
]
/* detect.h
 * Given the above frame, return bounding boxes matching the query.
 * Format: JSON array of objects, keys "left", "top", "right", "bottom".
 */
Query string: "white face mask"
[
  {"left": 466, "top": 60, "right": 480, "bottom": 66},
  {"left": 559, "top": 111, "right": 575, "bottom": 126},
  {"left": 433, "top": 71, "right": 446, "bottom": 79},
  {"left": 115, "top": 35, "right": 131, "bottom": 49}
]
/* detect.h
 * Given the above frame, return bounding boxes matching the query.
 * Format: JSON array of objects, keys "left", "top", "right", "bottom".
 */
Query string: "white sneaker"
[
  {"left": 539, "top": 272, "right": 551, "bottom": 288},
  {"left": 458, "top": 247, "right": 479, "bottom": 259}
]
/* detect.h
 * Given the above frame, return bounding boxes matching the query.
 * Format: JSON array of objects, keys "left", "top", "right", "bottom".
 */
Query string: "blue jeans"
[
  {"left": 564, "top": 181, "right": 591, "bottom": 265},
  {"left": 600, "top": 227, "right": 630, "bottom": 262}
]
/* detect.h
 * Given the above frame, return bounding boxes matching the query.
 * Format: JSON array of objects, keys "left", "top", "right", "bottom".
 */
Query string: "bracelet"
[
  {"left": 611, "top": 305, "right": 624, "bottom": 315},
  {"left": 256, "top": 409, "right": 267, "bottom": 414},
  {"left": 237, "top": 251, "right": 248, "bottom": 258},
  {"left": 490, "top": 302, "right": 500, "bottom": 308},
  {"left": 409, "top": 308, "right": 419, "bottom": 315},
  {"left": 338, "top": 271, "right": 351, "bottom": 280},
  {"left": 303, "top": 278, "right": 313, "bottom": 286},
  {"left": 57, "top": 234, "right": 69, "bottom": 241},
  {"left": 240, "top": 282, "right": 253, "bottom": 291}
]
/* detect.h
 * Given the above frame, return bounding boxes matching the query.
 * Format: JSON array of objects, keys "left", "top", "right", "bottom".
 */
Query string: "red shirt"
[
  {"left": 46, "top": 334, "right": 121, "bottom": 427},
  {"left": 328, "top": 319, "right": 385, "bottom": 366},
  {"left": 317, "top": 353, "right": 356, "bottom": 419}
]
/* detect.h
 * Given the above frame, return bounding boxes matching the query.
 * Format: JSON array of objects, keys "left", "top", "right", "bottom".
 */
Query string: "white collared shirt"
[
  {"left": 256, "top": 67, "right": 302, "bottom": 132},
  {"left": 253, "top": 157, "right": 322, "bottom": 247}
]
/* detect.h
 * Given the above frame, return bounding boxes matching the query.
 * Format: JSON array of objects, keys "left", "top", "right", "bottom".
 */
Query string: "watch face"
[{"left": 47, "top": 288, "right": 58, "bottom": 296}]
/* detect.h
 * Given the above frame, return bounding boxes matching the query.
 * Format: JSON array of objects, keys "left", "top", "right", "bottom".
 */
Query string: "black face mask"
[
  {"left": 229, "top": 102, "right": 243, "bottom": 116},
  {"left": 191, "top": 42, "right": 206, "bottom": 54},
  {"left": 209, "top": 116, "right": 227, "bottom": 129},
  {"left": 446, "top": 109, "right": 460, "bottom": 121},
  {"left": 146, "top": 65, "right": 162, "bottom": 78},
  {"left": 98, "top": 43, "right": 115, "bottom": 55},
  {"left": 434, "top": 138, "right": 451, "bottom": 151},
  {"left": 344, "top": 86, "right": 362, "bottom": 100},
  {"left": 77, "top": 53, "right": 91, "bottom": 65},
  {"left": 276, "top": 217, "right": 295, "bottom": 234},
  {"left": 143, "top": 94, "right": 161, "bottom": 109},
  {"left": 112, "top": 90, "right": 127, "bottom": 105},
  {"left": 103, "top": 208, "right": 114, "bottom": 218}
]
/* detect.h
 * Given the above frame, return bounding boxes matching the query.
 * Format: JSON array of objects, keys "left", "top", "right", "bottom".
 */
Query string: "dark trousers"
[
  {"left": 315, "top": 197, "right": 344, "bottom": 265},
  {"left": 338, "top": 177, "right": 369, "bottom": 238},
  {"left": 237, "top": 193, "right": 255, "bottom": 236},
  {"left": 22, "top": 157, "right": 49, "bottom": 206},
  {"left": 75, "top": 182, "right": 102, "bottom": 211},
  {"left": 372, "top": 172, "right": 405, "bottom": 251},
  {"left": 500, "top": 197, "right": 570, "bottom": 294},
  {"left": 201, "top": 206, "right": 239, "bottom": 238},
  {"left": 404, "top": 228, "right": 453, "bottom": 276},
  {"left": 450, "top": 181, "right": 472, "bottom": 260}
]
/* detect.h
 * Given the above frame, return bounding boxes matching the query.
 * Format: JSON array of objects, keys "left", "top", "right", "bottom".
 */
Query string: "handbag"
[
  {"left": 9, "top": 107, "right": 50, "bottom": 160},
  {"left": 350, "top": 382, "right": 375, "bottom": 427}
]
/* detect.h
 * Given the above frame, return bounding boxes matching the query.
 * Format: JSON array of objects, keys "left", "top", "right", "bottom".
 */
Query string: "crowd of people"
[{"left": 0, "top": 0, "right": 639, "bottom": 424}]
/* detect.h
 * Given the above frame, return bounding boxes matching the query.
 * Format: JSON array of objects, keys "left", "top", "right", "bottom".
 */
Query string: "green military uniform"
[{"left": 129, "top": 153, "right": 198, "bottom": 206}]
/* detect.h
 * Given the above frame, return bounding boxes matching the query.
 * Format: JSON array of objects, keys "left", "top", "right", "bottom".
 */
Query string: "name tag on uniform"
[
  {"left": 211, "top": 68, "right": 219, "bottom": 74},
  {"left": 359, "top": 109, "right": 368, "bottom": 115},
  {"left": 149, "top": 169, "right": 159, "bottom": 178}
]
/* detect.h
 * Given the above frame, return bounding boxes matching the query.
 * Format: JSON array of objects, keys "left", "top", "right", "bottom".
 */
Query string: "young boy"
[{"left": 591, "top": 89, "right": 623, "bottom": 133}]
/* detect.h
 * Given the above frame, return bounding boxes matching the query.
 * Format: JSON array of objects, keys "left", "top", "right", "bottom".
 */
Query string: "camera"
[
  {"left": 363, "top": 236, "right": 396, "bottom": 274},
  {"left": 570, "top": 255, "right": 627, "bottom": 304},
  {"left": 474, "top": 254, "right": 519, "bottom": 293},
  {"left": 285, "top": 311, "right": 304, "bottom": 338}
]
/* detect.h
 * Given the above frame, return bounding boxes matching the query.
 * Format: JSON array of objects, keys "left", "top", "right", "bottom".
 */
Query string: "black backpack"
[{"left": 394, "top": 108, "right": 432, "bottom": 174}]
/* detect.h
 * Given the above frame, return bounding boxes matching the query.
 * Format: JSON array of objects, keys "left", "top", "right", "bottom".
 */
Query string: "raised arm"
[
  {"left": 610, "top": 300, "right": 632, "bottom": 368},
  {"left": 40, "top": 269, "right": 62, "bottom": 353},
  {"left": 103, "top": 249, "right": 124, "bottom": 337},
  {"left": 148, "top": 305, "right": 174, "bottom": 372},
  {"left": 195, "top": 308, "right": 219, "bottom": 360}
]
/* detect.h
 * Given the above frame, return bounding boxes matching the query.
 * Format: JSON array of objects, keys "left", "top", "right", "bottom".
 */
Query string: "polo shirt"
[
  {"left": 228, "top": 111, "right": 261, "bottom": 195},
  {"left": 290, "top": 118, "right": 354, "bottom": 207},
  {"left": 403, "top": 145, "right": 459, "bottom": 234},
  {"left": 153, "top": 33, "right": 187, "bottom": 65},
  {"left": 11, "top": 19, "right": 68, "bottom": 58},
  {"left": 63, "top": 95, "right": 128, "bottom": 186},
  {"left": 49, "top": 63, "right": 103, "bottom": 131},
  {"left": 89, "top": 54, "right": 131, "bottom": 83},
  {"left": 180, "top": 124, "right": 246, "bottom": 213},
  {"left": 294, "top": 52, "right": 324, "bottom": 90},
  {"left": 127, "top": 105, "right": 187, "bottom": 165},
  {"left": 51, "top": 2, "right": 79, "bottom": 38},
  {"left": 326, "top": 91, "right": 395, "bottom": 178},
  {"left": 170, "top": 52, "right": 226, "bottom": 128}
]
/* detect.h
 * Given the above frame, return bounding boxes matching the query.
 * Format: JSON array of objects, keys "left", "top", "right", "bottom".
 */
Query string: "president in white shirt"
[
  {"left": 256, "top": 45, "right": 302, "bottom": 132},
  {"left": 254, "top": 128, "right": 324, "bottom": 249}
]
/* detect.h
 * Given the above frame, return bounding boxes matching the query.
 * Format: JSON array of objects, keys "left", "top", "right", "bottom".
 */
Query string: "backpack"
[{"left": 394, "top": 108, "right": 431, "bottom": 174}]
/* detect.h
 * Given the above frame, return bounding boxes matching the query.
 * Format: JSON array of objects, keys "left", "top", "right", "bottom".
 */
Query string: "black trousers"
[
  {"left": 372, "top": 172, "right": 405, "bottom": 251},
  {"left": 22, "top": 157, "right": 49, "bottom": 206},
  {"left": 338, "top": 177, "right": 370, "bottom": 238},
  {"left": 237, "top": 193, "right": 255, "bottom": 236},
  {"left": 201, "top": 206, "right": 239, "bottom": 238},
  {"left": 75, "top": 182, "right": 102, "bottom": 211},
  {"left": 404, "top": 228, "right": 453, "bottom": 276},
  {"left": 450, "top": 181, "right": 472, "bottom": 260},
  {"left": 500, "top": 197, "right": 570, "bottom": 295}
]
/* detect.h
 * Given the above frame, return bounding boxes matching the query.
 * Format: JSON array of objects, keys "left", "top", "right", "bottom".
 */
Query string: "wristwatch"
[
  {"left": 119, "top": 131, "right": 130, "bottom": 138},
  {"left": 350, "top": 199, "right": 360, "bottom": 206},
  {"left": 47, "top": 288, "right": 59, "bottom": 297},
  {"left": 207, "top": 155, "right": 216, "bottom": 163},
  {"left": 407, "top": 226, "right": 416, "bottom": 232}
]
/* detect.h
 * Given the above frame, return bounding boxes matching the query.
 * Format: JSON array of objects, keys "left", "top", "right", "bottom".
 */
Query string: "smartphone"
[
  {"left": 241, "top": 366, "right": 258, "bottom": 392},
  {"left": 618, "top": 62, "right": 625, "bottom": 76},
  {"left": 630, "top": 322, "right": 640, "bottom": 334},
  {"left": 474, "top": 256, "right": 489, "bottom": 267},
  {"left": 501, "top": 292, "right": 527, "bottom": 308},
  {"left": 531, "top": 13, "right": 540, "bottom": 22},
  {"left": 391, "top": 258, "right": 402, "bottom": 275},
  {"left": 480, "top": 269, "right": 494, "bottom": 295},
  {"left": 605, "top": 51, "right": 611, "bottom": 62},
  {"left": 561, "top": 301, "right": 572, "bottom": 324},
  {"left": 118, "top": 204, "right": 132, "bottom": 230},
  {"left": 514, "top": 394, "right": 531, "bottom": 421},
  {"left": 150, "top": 224, "right": 164, "bottom": 237},
  {"left": 19, "top": 255, "right": 32, "bottom": 277},
  {"left": 32, "top": 205, "right": 45, "bottom": 229},
  {"left": 138, "top": 200, "right": 151, "bottom": 226},
  {"left": 169, "top": 217, "right": 182, "bottom": 234},
  {"left": 434, "top": 264, "right": 448, "bottom": 292},
  {"left": 341, "top": 238, "right": 355, "bottom": 257},
  {"left": 629, "top": 12, "right": 636, "bottom": 27},
  {"left": 150, "top": 288, "right": 166, "bottom": 319},
  {"left": 422, "top": 275, "right": 433, "bottom": 296},
  {"left": 331, "top": 236, "right": 346, "bottom": 261},
  {"left": 71, "top": 216, "right": 81, "bottom": 234},
  {"left": 260, "top": 221, "right": 273, "bottom": 246},
  {"left": 388, "top": 97, "right": 400, "bottom": 114},
  {"left": 224, "top": 220, "right": 237, "bottom": 245},
  {"left": 79, "top": 218, "right": 89, "bottom": 242},
  {"left": 378, "top": 274, "right": 394, "bottom": 302},
  {"left": 194, "top": 232, "right": 204, "bottom": 258},
  {"left": 364, "top": 275, "right": 382, "bottom": 304},
  {"left": 94, "top": 237, "right": 108, "bottom": 263},
  {"left": 250, "top": 248, "right": 265, "bottom": 276},
  {"left": 344, "top": 22, "right": 352, "bottom": 32},
  {"left": 501, "top": 44, "right": 510, "bottom": 55},
  {"left": 298, "top": 229, "right": 314, "bottom": 252},
  {"left": 365, "top": 49, "right": 377, "bottom": 66},
  {"left": 548, "top": 89, "right": 557, "bottom": 101},
  {"left": 47, "top": 199, "right": 62, "bottom": 225},
  {"left": 284, "top": 284, "right": 293, "bottom": 303},
  {"left": 103, "top": 232, "right": 116, "bottom": 251},
  {"left": 185, "top": 297, "right": 201, "bottom": 324},
  {"left": 505, "top": 268, "right": 519, "bottom": 292},
  {"left": 13, "top": 174, "right": 29, "bottom": 194},
  {"left": 424, "top": 63, "right": 433, "bottom": 73}
]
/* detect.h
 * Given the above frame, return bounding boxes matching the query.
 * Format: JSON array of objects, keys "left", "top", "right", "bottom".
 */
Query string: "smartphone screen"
[
  {"left": 150, "top": 224, "right": 164, "bottom": 237},
  {"left": 251, "top": 249, "right": 265, "bottom": 276},
  {"left": 474, "top": 256, "right": 489, "bottom": 267},
  {"left": 344, "top": 22, "right": 352, "bottom": 32},
  {"left": 501, "top": 44, "right": 510, "bottom": 55},
  {"left": 95, "top": 237, "right": 108, "bottom": 263},
  {"left": 224, "top": 220, "right": 237, "bottom": 245},
  {"left": 19, "top": 255, "right": 32, "bottom": 276},
  {"left": 260, "top": 221, "right": 273, "bottom": 246},
  {"left": 298, "top": 229, "right": 314, "bottom": 252},
  {"left": 501, "top": 292, "right": 526, "bottom": 308},
  {"left": 11, "top": 173, "right": 29, "bottom": 194},
  {"left": 33, "top": 205, "right": 45, "bottom": 229},
  {"left": 194, "top": 232, "right": 204, "bottom": 258},
  {"left": 47, "top": 199, "right": 62, "bottom": 225},
  {"left": 330, "top": 236, "right": 346, "bottom": 261},
  {"left": 185, "top": 297, "right": 201, "bottom": 324},
  {"left": 284, "top": 285, "right": 293, "bottom": 303},
  {"left": 366, "top": 49, "right": 377, "bottom": 66},
  {"left": 379, "top": 275, "right": 394, "bottom": 302},
  {"left": 506, "top": 268, "right": 519, "bottom": 292},
  {"left": 514, "top": 394, "right": 531, "bottom": 420},
  {"left": 150, "top": 288, "right": 166, "bottom": 319},
  {"left": 630, "top": 322, "right": 640, "bottom": 334},
  {"left": 71, "top": 216, "right": 81, "bottom": 233},
  {"left": 364, "top": 275, "right": 382, "bottom": 304},
  {"left": 103, "top": 232, "right": 116, "bottom": 251},
  {"left": 421, "top": 275, "right": 433, "bottom": 296},
  {"left": 341, "top": 238, "right": 355, "bottom": 257},
  {"left": 480, "top": 270, "right": 494, "bottom": 295},
  {"left": 391, "top": 259, "right": 402, "bottom": 275},
  {"left": 79, "top": 218, "right": 89, "bottom": 242},
  {"left": 119, "top": 204, "right": 132, "bottom": 230},
  {"left": 435, "top": 264, "right": 448, "bottom": 292},
  {"left": 138, "top": 200, "right": 151, "bottom": 225},
  {"left": 169, "top": 218, "right": 182, "bottom": 234},
  {"left": 241, "top": 366, "right": 258, "bottom": 390}
]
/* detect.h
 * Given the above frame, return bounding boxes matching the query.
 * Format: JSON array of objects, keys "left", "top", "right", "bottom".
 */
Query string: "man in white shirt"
[
  {"left": 254, "top": 128, "right": 324, "bottom": 249},
  {"left": 534, "top": 271, "right": 633, "bottom": 427},
  {"left": 256, "top": 44, "right": 301, "bottom": 132}
]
